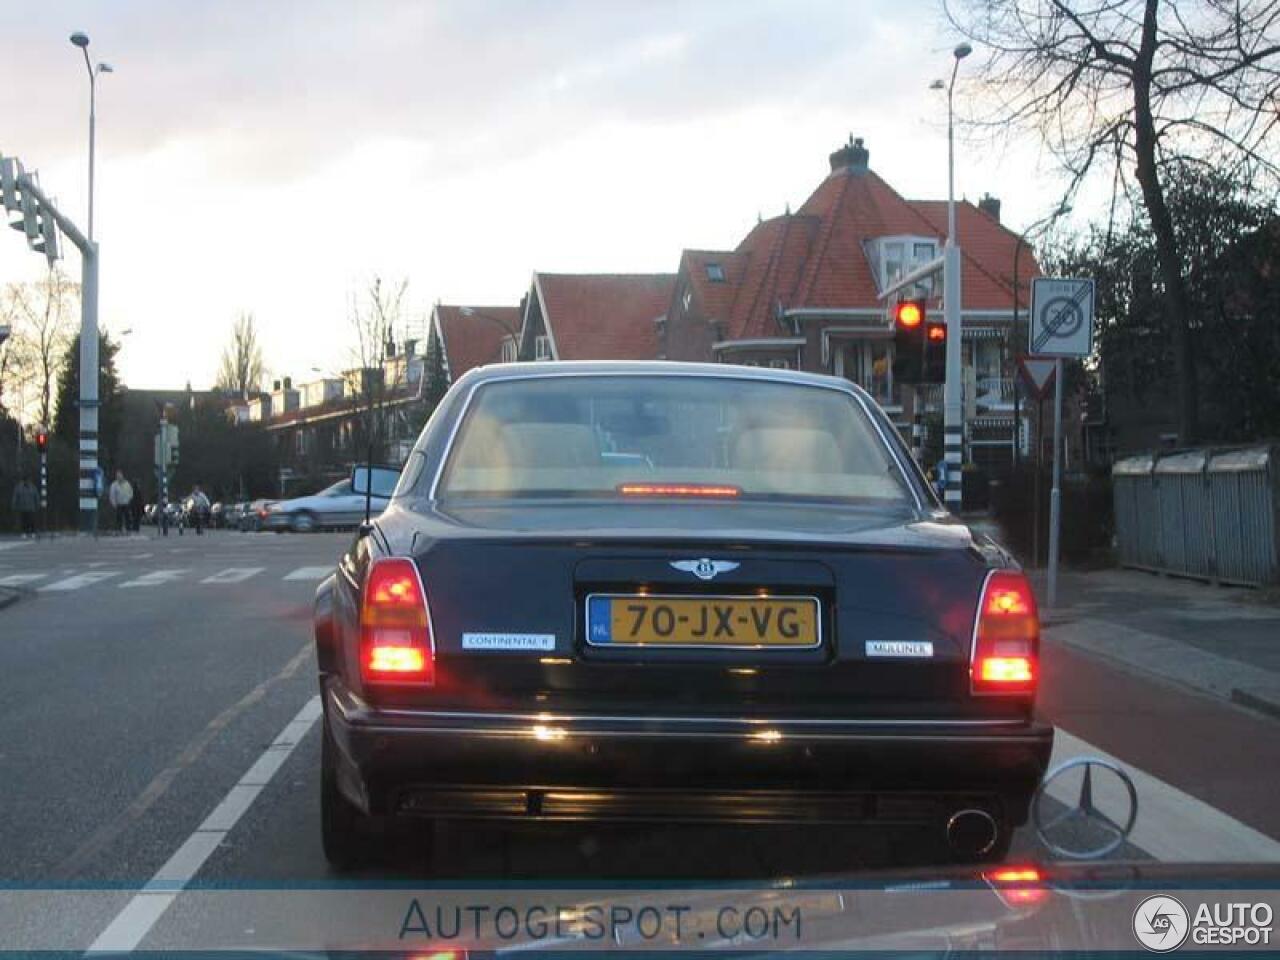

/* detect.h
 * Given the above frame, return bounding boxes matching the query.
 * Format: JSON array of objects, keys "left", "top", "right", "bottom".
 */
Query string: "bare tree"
[
  {"left": 215, "top": 311, "right": 265, "bottom": 400},
  {"left": 347, "top": 276, "right": 410, "bottom": 463},
  {"left": 947, "top": 0, "right": 1280, "bottom": 443},
  {"left": 0, "top": 267, "right": 79, "bottom": 428}
]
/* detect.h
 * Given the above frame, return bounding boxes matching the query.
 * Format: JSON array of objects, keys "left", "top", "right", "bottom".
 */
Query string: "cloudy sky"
[{"left": 1, "top": 0, "right": 1072, "bottom": 391}]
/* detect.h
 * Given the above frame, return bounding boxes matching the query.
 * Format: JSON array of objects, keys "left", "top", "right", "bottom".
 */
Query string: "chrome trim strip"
[
  {"left": 348, "top": 724, "right": 1044, "bottom": 743},
  {"left": 426, "top": 368, "right": 925, "bottom": 511},
  {"left": 363, "top": 705, "right": 1025, "bottom": 728},
  {"left": 583, "top": 592, "right": 823, "bottom": 651}
]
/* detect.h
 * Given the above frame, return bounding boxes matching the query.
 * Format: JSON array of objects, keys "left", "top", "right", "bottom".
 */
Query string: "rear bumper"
[{"left": 324, "top": 684, "right": 1053, "bottom": 826}]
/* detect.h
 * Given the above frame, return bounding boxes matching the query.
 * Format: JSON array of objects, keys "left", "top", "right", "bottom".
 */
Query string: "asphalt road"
[{"left": 1, "top": 530, "right": 1278, "bottom": 951}]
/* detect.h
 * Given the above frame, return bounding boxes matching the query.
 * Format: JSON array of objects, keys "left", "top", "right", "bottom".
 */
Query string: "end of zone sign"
[{"left": 1030, "top": 277, "right": 1094, "bottom": 357}]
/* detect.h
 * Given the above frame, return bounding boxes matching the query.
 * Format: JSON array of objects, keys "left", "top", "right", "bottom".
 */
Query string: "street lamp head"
[
  {"left": 929, "top": 79, "right": 946, "bottom": 90},
  {"left": 954, "top": 41, "right": 973, "bottom": 59},
  {"left": 70, "top": 31, "right": 90, "bottom": 48},
  {"left": 97, "top": 62, "right": 114, "bottom": 74}
]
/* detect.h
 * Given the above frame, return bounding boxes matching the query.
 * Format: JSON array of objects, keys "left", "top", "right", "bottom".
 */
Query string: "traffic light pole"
[{"left": 12, "top": 173, "right": 100, "bottom": 533}]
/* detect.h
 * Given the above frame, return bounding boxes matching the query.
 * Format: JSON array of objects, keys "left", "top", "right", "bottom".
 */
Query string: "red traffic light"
[
  {"left": 36, "top": 430, "right": 48, "bottom": 451},
  {"left": 927, "top": 322, "right": 946, "bottom": 342},
  {"left": 894, "top": 300, "right": 924, "bottom": 329}
]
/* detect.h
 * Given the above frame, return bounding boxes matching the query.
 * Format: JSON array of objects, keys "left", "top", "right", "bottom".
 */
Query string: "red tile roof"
[
  {"left": 432, "top": 305, "right": 521, "bottom": 380},
  {"left": 684, "top": 166, "right": 1041, "bottom": 341},
  {"left": 535, "top": 273, "right": 675, "bottom": 361}
]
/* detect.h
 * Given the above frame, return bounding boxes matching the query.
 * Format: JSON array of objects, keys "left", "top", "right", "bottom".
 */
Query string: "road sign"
[
  {"left": 1017, "top": 356, "right": 1057, "bottom": 399},
  {"left": 1030, "top": 277, "right": 1094, "bottom": 357}
]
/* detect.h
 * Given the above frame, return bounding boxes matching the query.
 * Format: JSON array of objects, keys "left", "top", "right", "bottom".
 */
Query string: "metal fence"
[{"left": 1111, "top": 445, "right": 1278, "bottom": 586}]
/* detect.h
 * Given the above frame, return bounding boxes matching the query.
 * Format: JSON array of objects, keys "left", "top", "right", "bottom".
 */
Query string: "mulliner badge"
[{"left": 865, "top": 641, "right": 933, "bottom": 658}]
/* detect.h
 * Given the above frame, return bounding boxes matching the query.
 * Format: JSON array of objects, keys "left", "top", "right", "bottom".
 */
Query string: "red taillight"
[
  {"left": 971, "top": 570, "right": 1038, "bottom": 695},
  {"left": 618, "top": 483, "right": 742, "bottom": 498},
  {"left": 361, "top": 557, "right": 434, "bottom": 685}
]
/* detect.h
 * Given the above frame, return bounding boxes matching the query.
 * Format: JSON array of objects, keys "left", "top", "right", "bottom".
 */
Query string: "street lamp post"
[
  {"left": 68, "top": 30, "right": 111, "bottom": 532},
  {"left": 941, "top": 42, "right": 971, "bottom": 511}
]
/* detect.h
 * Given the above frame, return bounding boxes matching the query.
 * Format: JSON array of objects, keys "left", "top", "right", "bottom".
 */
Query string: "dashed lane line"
[{"left": 85, "top": 693, "right": 322, "bottom": 954}]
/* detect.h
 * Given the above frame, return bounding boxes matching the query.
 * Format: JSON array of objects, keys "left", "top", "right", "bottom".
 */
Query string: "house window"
[
  {"left": 840, "top": 341, "right": 899, "bottom": 407},
  {"left": 534, "top": 335, "right": 553, "bottom": 360},
  {"left": 682, "top": 287, "right": 693, "bottom": 312},
  {"left": 705, "top": 263, "right": 725, "bottom": 282},
  {"left": 295, "top": 431, "right": 308, "bottom": 457},
  {"left": 878, "top": 236, "right": 938, "bottom": 292},
  {"left": 500, "top": 337, "right": 517, "bottom": 363}
]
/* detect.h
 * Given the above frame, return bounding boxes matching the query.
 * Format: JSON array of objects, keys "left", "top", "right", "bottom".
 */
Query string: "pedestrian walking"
[
  {"left": 189, "top": 484, "right": 211, "bottom": 536},
  {"left": 10, "top": 476, "right": 38, "bottom": 538},
  {"left": 129, "top": 479, "right": 144, "bottom": 532},
  {"left": 108, "top": 470, "right": 134, "bottom": 535}
]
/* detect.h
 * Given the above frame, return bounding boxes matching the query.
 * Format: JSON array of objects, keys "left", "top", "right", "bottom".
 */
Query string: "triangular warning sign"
[{"left": 1018, "top": 357, "right": 1057, "bottom": 399}]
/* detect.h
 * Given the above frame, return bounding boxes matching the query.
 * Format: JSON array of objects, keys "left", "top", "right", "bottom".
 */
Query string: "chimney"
[
  {"left": 272, "top": 379, "right": 281, "bottom": 391},
  {"left": 978, "top": 193, "right": 1002, "bottom": 222},
  {"left": 282, "top": 376, "right": 292, "bottom": 390},
  {"left": 403, "top": 338, "right": 418, "bottom": 356},
  {"left": 828, "top": 135, "right": 869, "bottom": 175}
]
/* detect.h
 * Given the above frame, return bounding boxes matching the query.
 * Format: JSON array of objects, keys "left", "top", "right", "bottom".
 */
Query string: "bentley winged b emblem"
[{"left": 670, "top": 558, "right": 740, "bottom": 581}]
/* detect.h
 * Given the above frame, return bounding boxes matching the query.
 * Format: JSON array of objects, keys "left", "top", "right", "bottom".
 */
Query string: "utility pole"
[{"left": 942, "top": 42, "right": 972, "bottom": 512}]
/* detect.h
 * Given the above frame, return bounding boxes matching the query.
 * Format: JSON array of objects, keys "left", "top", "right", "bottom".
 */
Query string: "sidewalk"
[{"left": 1032, "top": 567, "right": 1280, "bottom": 719}]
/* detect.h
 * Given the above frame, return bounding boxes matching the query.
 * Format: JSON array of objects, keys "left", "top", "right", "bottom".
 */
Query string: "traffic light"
[
  {"left": 924, "top": 319, "right": 947, "bottom": 384},
  {"left": 36, "top": 429, "right": 48, "bottom": 453},
  {"left": 892, "top": 299, "right": 927, "bottom": 384}
]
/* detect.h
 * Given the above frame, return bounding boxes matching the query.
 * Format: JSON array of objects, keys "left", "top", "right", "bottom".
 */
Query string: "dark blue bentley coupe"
[{"left": 313, "top": 362, "right": 1052, "bottom": 868}]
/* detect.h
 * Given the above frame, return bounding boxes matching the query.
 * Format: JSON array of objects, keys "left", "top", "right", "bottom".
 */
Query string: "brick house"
[
  {"left": 661, "top": 137, "right": 1040, "bottom": 470},
  {"left": 515, "top": 272, "right": 676, "bottom": 362}
]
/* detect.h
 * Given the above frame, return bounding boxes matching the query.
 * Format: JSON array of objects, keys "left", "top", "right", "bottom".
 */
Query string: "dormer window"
[
  {"left": 682, "top": 287, "right": 693, "bottom": 312},
  {"left": 874, "top": 236, "right": 938, "bottom": 292},
  {"left": 500, "top": 337, "right": 517, "bottom": 363},
  {"left": 705, "top": 263, "right": 725, "bottom": 282}
]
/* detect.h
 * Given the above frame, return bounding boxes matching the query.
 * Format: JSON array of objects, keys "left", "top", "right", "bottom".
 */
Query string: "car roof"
[{"left": 453, "top": 359, "right": 873, "bottom": 401}]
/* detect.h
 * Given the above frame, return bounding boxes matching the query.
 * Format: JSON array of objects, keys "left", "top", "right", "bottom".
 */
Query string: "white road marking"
[
  {"left": 131, "top": 553, "right": 154, "bottom": 560},
  {"left": 282, "top": 566, "right": 331, "bottom": 581},
  {"left": 1049, "top": 728, "right": 1280, "bottom": 862},
  {"left": 199, "top": 567, "right": 263, "bottom": 584},
  {"left": 39, "top": 571, "right": 120, "bottom": 592},
  {"left": 0, "top": 572, "right": 47, "bottom": 587},
  {"left": 86, "top": 695, "right": 322, "bottom": 954},
  {"left": 0, "top": 541, "right": 32, "bottom": 552},
  {"left": 119, "top": 570, "right": 188, "bottom": 589}
]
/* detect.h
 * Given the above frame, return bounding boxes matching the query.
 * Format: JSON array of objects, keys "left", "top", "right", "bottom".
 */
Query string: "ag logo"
[{"left": 1133, "top": 895, "right": 1190, "bottom": 952}]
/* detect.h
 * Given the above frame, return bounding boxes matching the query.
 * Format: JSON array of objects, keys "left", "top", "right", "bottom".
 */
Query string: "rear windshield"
[{"left": 438, "top": 375, "right": 914, "bottom": 506}]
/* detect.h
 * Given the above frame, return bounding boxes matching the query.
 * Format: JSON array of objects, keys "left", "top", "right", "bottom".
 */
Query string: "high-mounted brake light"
[
  {"left": 618, "top": 483, "right": 742, "bottom": 499},
  {"left": 971, "top": 570, "right": 1038, "bottom": 696},
  {"left": 361, "top": 557, "right": 434, "bottom": 685}
]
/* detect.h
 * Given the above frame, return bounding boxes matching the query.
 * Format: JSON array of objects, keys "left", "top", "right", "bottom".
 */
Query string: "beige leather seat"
[
  {"left": 498, "top": 423, "right": 600, "bottom": 468},
  {"left": 730, "top": 426, "right": 842, "bottom": 474}
]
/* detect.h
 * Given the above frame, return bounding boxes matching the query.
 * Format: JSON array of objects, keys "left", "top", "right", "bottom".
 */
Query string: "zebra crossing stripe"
[
  {"left": 40, "top": 571, "right": 121, "bottom": 592},
  {"left": 120, "top": 570, "right": 188, "bottom": 589},
  {"left": 282, "top": 566, "right": 331, "bottom": 581},
  {"left": 200, "top": 567, "right": 264, "bottom": 584},
  {"left": 0, "top": 572, "right": 46, "bottom": 587}
]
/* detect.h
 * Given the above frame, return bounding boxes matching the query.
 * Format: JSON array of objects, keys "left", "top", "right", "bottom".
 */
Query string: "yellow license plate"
[{"left": 586, "top": 594, "right": 820, "bottom": 648}]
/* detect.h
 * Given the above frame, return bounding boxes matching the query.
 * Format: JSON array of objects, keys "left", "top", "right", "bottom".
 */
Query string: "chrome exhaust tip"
[{"left": 947, "top": 808, "right": 998, "bottom": 857}]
